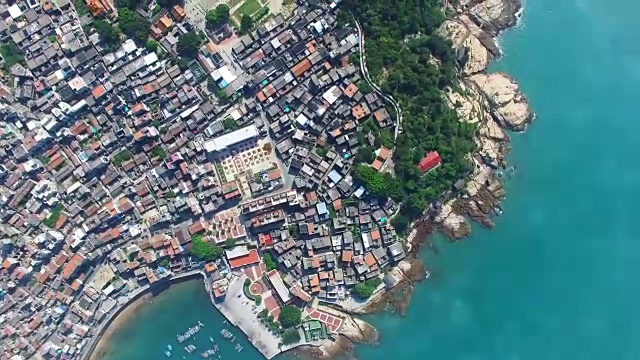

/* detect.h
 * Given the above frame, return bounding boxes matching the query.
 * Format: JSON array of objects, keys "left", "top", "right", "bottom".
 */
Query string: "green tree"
[
  {"left": 177, "top": 31, "right": 203, "bottom": 58},
  {"left": 357, "top": 80, "right": 372, "bottom": 94},
  {"left": 263, "top": 253, "right": 277, "bottom": 271},
  {"left": 224, "top": 238, "right": 238, "bottom": 248},
  {"left": 150, "top": 146, "right": 167, "bottom": 159},
  {"left": 94, "top": 20, "right": 121, "bottom": 45},
  {"left": 205, "top": 4, "right": 230, "bottom": 29},
  {"left": 278, "top": 305, "right": 302, "bottom": 328},
  {"left": 240, "top": 14, "right": 254, "bottom": 33},
  {"left": 223, "top": 117, "right": 237, "bottom": 131},
  {"left": 281, "top": 328, "right": 301, "bottom": 345},
  {"left": 0, "top": 41, "right": 25, "bottom": 69},
  {"left": 145, "top": 39, "right": 158, "bottom": 52},
  {"left": 160, "top": 259, "right": 170, "bottom": 267},
  {"left": 354, "top": 146, "right": 375, "bottom": 164},
  {"left": 118, "top": 8, "right": 150, "bottom": 44},
  {"left": 191, "top": 235, "right": 223, "bottom": 261},
  {"left": 353, "top": 278, "right": 382, "bottom": 299}
]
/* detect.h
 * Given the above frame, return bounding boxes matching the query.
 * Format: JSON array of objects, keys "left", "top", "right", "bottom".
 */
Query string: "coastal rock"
[
  {"left": 468, "top": 0, "right": 522, "bottom": 36},
  {"left": 470, "top": 72, "right": 533, "bottom": 131},
  {"left": 439, "top": 20, "right": 490, "bottom": 75},
  {"left": 445, "top": 82, "right": 485, "bottom": 124},
  {"left": 435, "top": 202, "right": 471, "bottom": 240}
]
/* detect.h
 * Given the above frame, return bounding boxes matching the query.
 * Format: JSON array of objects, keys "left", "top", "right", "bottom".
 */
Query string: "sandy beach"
[{"left": 88, "top": 293, "right": 153, "bottom": 360}]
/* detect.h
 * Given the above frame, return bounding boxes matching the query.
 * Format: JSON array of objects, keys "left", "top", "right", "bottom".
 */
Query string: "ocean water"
[
  {"left": 100, "top": 281, "right": 263, "bottom": 360},
  {"left": 104, "top": 0, "right": 640, "bottom": 359}
]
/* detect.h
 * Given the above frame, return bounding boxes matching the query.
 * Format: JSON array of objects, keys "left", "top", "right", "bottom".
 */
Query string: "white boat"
[{"left": 165, "top": 350, "right": 172, "bottom": 357}]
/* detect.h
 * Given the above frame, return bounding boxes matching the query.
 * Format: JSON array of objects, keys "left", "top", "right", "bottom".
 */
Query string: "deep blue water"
[{"left": 105, "top": 0, "right": 640, "bottom": 359}]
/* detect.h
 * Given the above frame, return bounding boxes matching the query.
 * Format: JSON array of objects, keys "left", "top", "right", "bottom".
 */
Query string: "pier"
[{"left": 204, "top": 274, "right": 282, "bottom": 359}]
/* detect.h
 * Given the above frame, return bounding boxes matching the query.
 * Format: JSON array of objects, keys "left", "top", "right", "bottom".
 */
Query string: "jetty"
[{"left": 205, "top": 276, "right": 282, "bottom": 359}]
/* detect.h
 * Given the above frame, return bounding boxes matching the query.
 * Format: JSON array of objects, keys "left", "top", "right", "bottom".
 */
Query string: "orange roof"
[
  {"left": 371, "top": 159, "right": 383, "bottom": 171},
  {"left": 228, "top": 249, "right": 260, "bottom": 269},
  {"left": 364, "top": 253, "right": 377, "bottom": 267},
  {"left": 306, "top": 41, "right": 317, "bottom": 53},
  {"left": 309, "top": 274, "right": 320, "bottom": 287},
  {"left": 62, "top": 254, "right": 84, "bottom": 280},
  {"left": 291, "top": 59, "right": 312, "bottom": 78},
  {"left": 341, "top": 250, "right": 353, "bottom": 263},
  {"left": 370, "top": 229, "right": 381, "bottom": 241},
  {"left": 352, "top": 104, "right": 367, "bottom": 120},
  {"left": 157, "top": 15, "right": 173, "bottom": 31},
  {"left": 311, "top": 256, "right": 320, "bottom": 268},
  {"left": 319, "top": 271, "right": 329, "bottom": 280},
  {"left": 86, "top": 0, "right": 105, "bottom": 16},
  {"left": 344, "top": 83, "right": 358, "bottom": 98},
  {"left": 324, "top": 62, "right": 332, "bottom": 70},
  {"left": 171, "top": 4, "right": 186, "bottom": 19},
  {"left": 332, "top": 199, "right": 342, "bottom": 211},
  {"left": 204, "top": 263, "right": 217, "bottom": 273},
  {"left": 378, "top": 147, "right": 390, "bottom": 160},
  {"left": 256, "top": 91, "right": 267, "bottom": 102},
  {"left": 91, "top": 85, "right": 106, "bottom": 99}
]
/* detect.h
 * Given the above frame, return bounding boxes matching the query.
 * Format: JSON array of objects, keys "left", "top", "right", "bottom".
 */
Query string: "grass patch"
[
  {"left": 236, "top": 0, "right": 262, "bottom": 16},
  {"left": 0, "top": 42, "right": 24, "bottom": 70},
  {"left": 73, "top": 0, "right": 90, "bottom": 16}
]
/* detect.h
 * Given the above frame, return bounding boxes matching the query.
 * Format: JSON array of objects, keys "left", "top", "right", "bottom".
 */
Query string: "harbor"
[{"left": 97, "top": 280, "right": 264, "bottom": 360}]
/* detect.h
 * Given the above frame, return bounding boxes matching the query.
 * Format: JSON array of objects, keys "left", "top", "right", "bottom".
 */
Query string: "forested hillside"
[{"left": 343, "top": 0, "right": 477, "bottom": 232}]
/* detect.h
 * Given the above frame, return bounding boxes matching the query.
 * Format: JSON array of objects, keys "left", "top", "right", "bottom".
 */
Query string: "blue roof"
[
  {"left": 316, "top": 202, "right": 328, "bottom": 215},
  {"left": 328, "top": 170, "right": 342, "bottom": 183},
  {"left": 219, "top": 80, "right": 228, "bottom": 88}
]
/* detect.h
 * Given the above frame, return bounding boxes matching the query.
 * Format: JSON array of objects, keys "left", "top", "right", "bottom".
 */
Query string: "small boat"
[
  {"left": 235, "top": 344, "right": 243, "bottom": 352},
  {"left": 198, "top": 321, "right": 204, "bottom": 327},
  {"left": 165, "top": 350, "right": 172, "bottom": 357},
  {"left": 167, "top": 345, "right": 173, "bottom": 351},
  {"left": 425, "top": 271, "right": 431, "bottom": 280},
  {"left": 213, "top": 343, "right": 219, "bottom": 352},
  {"left": 210, "top": 336, "right": 215, "bottom": 343}
]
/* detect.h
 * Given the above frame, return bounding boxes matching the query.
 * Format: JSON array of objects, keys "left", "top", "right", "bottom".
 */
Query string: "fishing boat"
[
  {"left": 235, "top": 344, "right": 243, "bottom": 352},
  {"left": 167, "top": 345, "right": 173, "bottom": 351},
  {"left": 165, "top": 350, "right": 172, "bottom": 357},
  {"left": 209, "top": 336, "right": 215, "bottom": 343},
  {"left": 198, "top": 321, "right": 205, "bottom": 327},
  {"left": 213, "top": 343, "right": 219, "bottom": 352},
  {"left": 425, "top": 271, "right": 431, "bottom": 280},
  {"left": 220, "top": 329, "right": 233, "bottom": 340}
]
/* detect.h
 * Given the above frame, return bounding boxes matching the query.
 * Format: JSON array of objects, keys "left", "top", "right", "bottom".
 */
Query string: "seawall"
[{"left": 81, "top": 269, "right": 204, "bottom": 360}]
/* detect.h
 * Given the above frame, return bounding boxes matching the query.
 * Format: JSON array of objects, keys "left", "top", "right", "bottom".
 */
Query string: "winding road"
[{"left": 354, "top": 20, "right": 403, "bottom": 141}]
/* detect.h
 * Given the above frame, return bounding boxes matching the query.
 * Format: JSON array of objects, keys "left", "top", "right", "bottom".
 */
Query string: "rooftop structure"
[{"left": 204, "top": 125, "right": 259, "bottom": 153}]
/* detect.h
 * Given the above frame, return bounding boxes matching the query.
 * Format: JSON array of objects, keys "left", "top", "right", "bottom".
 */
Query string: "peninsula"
[{"left": 0, "top": 0, "right": 530, "bottom": 358}]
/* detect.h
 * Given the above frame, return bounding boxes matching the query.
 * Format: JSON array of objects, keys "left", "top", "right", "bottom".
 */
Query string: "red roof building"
[
  {"left": 228, "top": 249, "right": 260, "bottom": 269},
  {"left": 418, "top": 151, "right": 441, "bottom": 173}
]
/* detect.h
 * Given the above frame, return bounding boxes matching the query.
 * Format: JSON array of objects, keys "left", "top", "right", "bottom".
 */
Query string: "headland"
[{"left": 0, "top": 0, "right": 531, "bottom": 359}]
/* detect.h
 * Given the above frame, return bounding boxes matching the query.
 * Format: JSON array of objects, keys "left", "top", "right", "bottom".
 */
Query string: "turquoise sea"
[{"left": 104, "top": 0, "right": 640, "bottom": 359}]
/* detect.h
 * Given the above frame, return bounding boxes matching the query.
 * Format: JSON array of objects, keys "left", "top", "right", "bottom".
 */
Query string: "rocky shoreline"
[
  {"left": 290, "top": 0, "right": 532, "bottom": 358},
  {"left": 435, "top": 0, "right": 532, "bottom": 240}
]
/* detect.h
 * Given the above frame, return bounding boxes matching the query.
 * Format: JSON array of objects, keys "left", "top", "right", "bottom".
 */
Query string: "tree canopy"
[
  {"left": 263, "top": 253, "right": 277, "bottom": 271},
  {"left": 353, "top": 278, "right": 382, "bottom": 299},
  {"left": 118, "top": 8, "right": 150, "bottom": 44},
  {"left": 354, "top": 146, "right": 375, "bottom": 164},
  {"left": 205, "top": 4, "right": 231, "bottom": 29},
  {"left": 94, "top": 20, "right": 121, "bottom": 46},
  {"left": 344, "top": 0, "right": 476, "bottom": 221},
  {"left": 191, "top": 235, "right": 223, "bottom": 261},
  {"left": 240, "top": 14, "right": 254, "bottom": 33},
  {"left": 177, "top": 31, "right": 203, "bottom": 58},
  {"left": 278, "top": 305, "right": 302, "bottom": 328}
]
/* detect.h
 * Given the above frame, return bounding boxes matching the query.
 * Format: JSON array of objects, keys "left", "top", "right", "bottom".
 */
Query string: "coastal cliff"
[{"left": 433, "top": 0, "right": 533, "bottom": 240}]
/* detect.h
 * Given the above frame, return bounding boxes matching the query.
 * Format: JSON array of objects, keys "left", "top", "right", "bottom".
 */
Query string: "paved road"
[{"left": 354, "top": 20, "right": 403, "bottom": 141}]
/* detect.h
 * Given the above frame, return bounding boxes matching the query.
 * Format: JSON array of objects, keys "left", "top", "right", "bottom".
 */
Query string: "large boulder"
[
  {"left": 468, "top": 0, "right": 523, "bottom": 36},
  {"left": 469, "top": 72, "right": 533, "bottom": 131}
]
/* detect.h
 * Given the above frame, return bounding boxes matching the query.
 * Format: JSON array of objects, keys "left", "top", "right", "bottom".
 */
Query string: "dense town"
[{"left": 0, "top": 0, "right": 443, "bottom": 358}]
